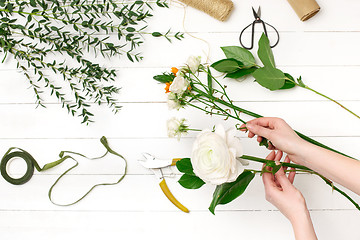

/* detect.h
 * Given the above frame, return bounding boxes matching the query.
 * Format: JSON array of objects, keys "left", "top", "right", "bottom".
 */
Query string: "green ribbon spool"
[{"left": 0, "top": 136, "right": 127, "bottom": 206}]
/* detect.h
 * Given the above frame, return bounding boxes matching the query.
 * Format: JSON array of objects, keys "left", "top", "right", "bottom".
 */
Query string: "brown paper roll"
[
  {"left": 178, "top": 0, "right": 234, "bottom": 22},
  {"left": 287, "top": 0, "right": 320, "bottom": 21}
]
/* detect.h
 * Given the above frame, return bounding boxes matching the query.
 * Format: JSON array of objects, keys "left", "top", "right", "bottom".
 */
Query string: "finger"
[
  {"left": 246, "top": 122, "right": 272, "bottom": 140},
  {"left": 248, "top": 131, "right": 255, "bottom": 138},
  {"left": 283, "top": 155, "right": 290, "bottom": 172},
  {"left": 268, "top": 141, "right": 276, "bottom": 150},
  {"left": 246, "top": 117, "right": 275, "bottom": 129},
  {"left": 257, "top": 135, "right": 263, "bottom": 143},
  {"left": 288, "top": 168, "right": 296, "bottom": 184},
  {"left": 239, "top": 123, "right": 247, "bottom": 131},
  {"left": 265, "top": 150, "right": 276, "bottom": 160},
  {"left": 274, "top": 150, "right": 283, "bottom": 163}
]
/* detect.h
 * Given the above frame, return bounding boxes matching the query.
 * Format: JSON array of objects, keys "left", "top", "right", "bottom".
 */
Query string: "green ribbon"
[{"left": 0, "top": 136, "right": 127, "bottom": 206}]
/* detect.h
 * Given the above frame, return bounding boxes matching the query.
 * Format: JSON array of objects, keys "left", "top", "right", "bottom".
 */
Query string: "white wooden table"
[{"left": 0, "top": 0, "right": 360, "bottom": 239}]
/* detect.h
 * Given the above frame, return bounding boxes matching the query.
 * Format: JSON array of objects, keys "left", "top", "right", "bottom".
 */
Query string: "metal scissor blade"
[
  {"left": 252, "top": 6, "right": 261, "bottom": 19},
  {"left": 138, "top": 159, "right": 172, "bottom": 169}
]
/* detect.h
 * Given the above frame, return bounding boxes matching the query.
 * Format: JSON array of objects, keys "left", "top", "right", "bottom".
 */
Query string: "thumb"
[
  {"left": 246, "top": 123, "right": 272, "bottom": 139},
  {"left": 275, "top": 166, "right": 292, "bottom": 189}
]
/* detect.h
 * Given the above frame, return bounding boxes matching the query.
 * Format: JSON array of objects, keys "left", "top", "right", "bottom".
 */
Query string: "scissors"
[
  {"left": 138, "top": 153, "right": 189, "bottom": 213},
  {"left": 239, "top": 6, "right": 280, "bottom": 50}
]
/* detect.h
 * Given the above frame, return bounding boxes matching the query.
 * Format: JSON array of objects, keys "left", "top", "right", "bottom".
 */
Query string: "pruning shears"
[{"left": 138, "top": 153, "right": 189, "bottom": 213}]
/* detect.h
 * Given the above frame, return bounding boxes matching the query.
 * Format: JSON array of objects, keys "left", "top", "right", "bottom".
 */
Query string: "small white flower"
[
  {"left": 169, "top": 75, "right": 189, "bottom": 94},
  {"left": 167, "top": 92, "right": 182, "bottom": 110},
  {"left": 186, "top": 56, "right": 201, "bottom": 73},
  {"left": 191, "top": 124, "right": 245, "bottom": 185},
  {"left": 167, "top": 117, "right": 188, "bottom": 140}
]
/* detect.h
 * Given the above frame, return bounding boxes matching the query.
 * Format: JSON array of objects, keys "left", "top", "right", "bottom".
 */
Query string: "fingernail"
[
  {"left": 246, "top": 123, "right": 253, "bottom": 130},
  {"left": 275, "top": 161, "right": 281, "bottom": 166}
]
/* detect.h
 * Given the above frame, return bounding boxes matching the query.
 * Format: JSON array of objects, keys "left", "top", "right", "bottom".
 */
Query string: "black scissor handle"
[{"left": 239, "top": 20, "right": 280, "bottom": 50}]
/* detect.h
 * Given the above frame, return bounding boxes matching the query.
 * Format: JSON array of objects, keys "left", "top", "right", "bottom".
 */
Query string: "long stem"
[
  {"left": 286, "top": 78, "right": 360, "bottom": 120},
  {"left": 241, "top": 155, "right": 360, "bottom": 211},
  {"left": 191, "top": 86, "right": 355, "bottom": 160},
  {"left": 305, "top": 85, "right": 360, "bottom": 119}
]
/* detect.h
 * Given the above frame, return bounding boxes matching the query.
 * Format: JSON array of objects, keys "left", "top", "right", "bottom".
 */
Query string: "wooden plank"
[
  {"left": 0, "top": 101, "right": 358, "bottom": 138},
  {"left": 0, "top": 65, "right": 359, "bottom": 103},
  {"left": 0, "top": 210, "right": 359, "bottom": 240},
  {"left": 0, "top": 173, "right": 358, "bottom": 211}
]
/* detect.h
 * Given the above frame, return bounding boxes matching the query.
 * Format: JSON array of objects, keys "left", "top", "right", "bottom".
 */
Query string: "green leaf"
[
  {"left": 30, "top": 0, "right": 36, "bottom": 7},
  {"left": 252, "top": 67, "right": 286, "bottom": 91},
  {"left": 153, "top": 73, "right": 175, "bottom": 83},
  {"left": 209, "top": 170, "right": 255, "bottom": 214},
  {"left": 225, "top": 67, "right": 257, "bottom": 79},
  {"left": 221, "top": 46, "right": 256, "bottom": 68},
  {"left": 211, "top": 58, "right": 242, "bottom": 73},
  {"left": 178, "top": 174, "right": 205, "bottom": 189},
  {"left": 259, "top": 137, "right": 269, "bottom": 148},
  {"left": 152, "top": 32, "right": 162, "bottom": 37},
  {"left": 126, "top": 27, "right": 136, "bottom": 32},
  {"left": 280, "top": 73, "right": 296, "bottom": 90},
  {"left": 176, "top": 158, "right": 194, "bottom": 175},
  {"left": 258, "top": 33, "right": 275, "bottom": 68}
]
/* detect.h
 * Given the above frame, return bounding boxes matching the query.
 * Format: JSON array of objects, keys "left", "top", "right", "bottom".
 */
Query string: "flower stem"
[
  {"left": 240, "top": 155, "right": 360, "bottom": 211},
  {"left": 304, "top": 85, "right": 360, "bottom": 119},
  {"left": 286, "top": 78, "right": 360, "bottom": 120},
  {"left": 192, "top": 86, "right": 355, "bottom": 160}
]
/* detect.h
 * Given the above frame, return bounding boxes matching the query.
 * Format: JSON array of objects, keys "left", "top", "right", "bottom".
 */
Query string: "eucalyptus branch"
[{"left": 0, "top": 0, "right": 183, "bottom": 124}]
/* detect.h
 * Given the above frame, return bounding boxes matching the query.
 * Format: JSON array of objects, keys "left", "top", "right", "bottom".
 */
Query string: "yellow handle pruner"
[{"left": 138, "top": 153, "right": 189, "bottom": 213}]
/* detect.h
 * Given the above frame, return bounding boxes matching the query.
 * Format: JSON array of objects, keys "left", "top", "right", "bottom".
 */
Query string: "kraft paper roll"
[
  {"left": 179, "top": 0, "right": 234, "bottom": 22},
  {"left": 287, "top": 0, "right": 320, "bottom": 21}
]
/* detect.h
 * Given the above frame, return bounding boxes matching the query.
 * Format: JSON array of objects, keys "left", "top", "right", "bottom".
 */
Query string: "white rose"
[
  {"left": 191, "top": 124, "right": 244, "bottom": 185},
  {"left": 167, "top": 117, "right": 188, "bottom": 139},
  {"left": 167, "top": 92, "right": 182, "bottom": 110},
  {"left": 186, "top": 56, "right": 201, "bottom": 73},
  {"left": 169, "top": 75, "right": 189, "bottom": 94}
]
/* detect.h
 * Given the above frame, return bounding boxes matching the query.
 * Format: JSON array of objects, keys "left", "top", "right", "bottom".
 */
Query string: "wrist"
[
  {"left": 290, "top": 209, "right": 317, "bottom": 240},
  {"left": 289, "top": 139, "right": 315, "bottom": 166}
]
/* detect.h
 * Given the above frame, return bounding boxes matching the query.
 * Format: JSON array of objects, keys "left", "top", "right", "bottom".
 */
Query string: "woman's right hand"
[{"left": 240, "top": 117, "right": 308, "bottom": 162}]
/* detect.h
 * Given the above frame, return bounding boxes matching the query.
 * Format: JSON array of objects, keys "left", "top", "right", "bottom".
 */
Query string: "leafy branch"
[
  {"left": 0, "top": 0, "right": 183, "bottom": 124},
  {"left": 211, "top": 33, "right": 360, "bottom": 120}
]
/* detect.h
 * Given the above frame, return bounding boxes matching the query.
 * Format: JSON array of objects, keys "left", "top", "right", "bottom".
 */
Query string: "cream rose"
[
  {"left": 186, "top": 56, "right": 201, "bottom": 73},
  {"left": 167, "top": 92, "right": 182, "bottom": 110},
  {"left": 167, "top": 117, "right": 188, "bottom": 139},
  {"left": 169, "top": 75, "right": 189, "bottom": 94},
  {"left": 191, "top": 124, "right": 245, "bottom": 185}
]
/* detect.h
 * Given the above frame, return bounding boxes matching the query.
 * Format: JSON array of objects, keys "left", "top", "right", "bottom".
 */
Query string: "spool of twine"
[
  {"left": 178, "top": 0, "right": 234, "bottom": 22},
  {"left": 287, "top": 0, "right": 320, "bottom": 21}
]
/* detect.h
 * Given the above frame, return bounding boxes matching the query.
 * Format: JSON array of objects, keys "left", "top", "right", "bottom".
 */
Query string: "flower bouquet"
[{"left": 153, "top": 47, "right": 360, "bottom": 214}]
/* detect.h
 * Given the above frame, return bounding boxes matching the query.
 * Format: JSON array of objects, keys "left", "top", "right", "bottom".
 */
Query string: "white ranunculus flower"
[
  {"left": 169, "top": 75, "right": 189, "bottom": 94},
  {"left": 191, "top": 124, "right": 245, "bottom": 185},
  {"left": 186, "top": 56, "right": 201, "bottom": 73},
  {"left": 167, "top": 92, "right": 182, "bottom": 110},
  {"left": 167, "top": 117, "right": 188, "bottom": 140}
]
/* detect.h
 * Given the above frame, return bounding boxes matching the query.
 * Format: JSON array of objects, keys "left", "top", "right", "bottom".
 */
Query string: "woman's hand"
[
  {"left": 263, "top": 150, "right": 317, "bottom": 240},
  {"left": 240, "top": 117, "right": 309, "bottom": 164},
  {"left": 263, "top": 150, "right": 305, "bottom": 221}
]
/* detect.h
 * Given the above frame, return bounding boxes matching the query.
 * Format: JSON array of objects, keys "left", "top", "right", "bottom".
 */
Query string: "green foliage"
[
  {"left": 153, "top": 72, "right": 175, "bottom": 83},
  {"left": 258, "top": 33, "right": 276, "bottom": 68},
  {"left": 220, "top": 46, "right": 256, "bottom": 68},
  {"left": 252, "top": 67, "right": 286, "bottom": 91},
  {"left": 211, "top": 58, "right": 242, "bottom": 73},
  {"left": 176, "top": 158, "right": 205, "bottom": 189},
  {"left": 225, "top": 67, "right": 257, "bottom": 79},
  {"left": 280, "top": 73, "right": 296, "bottom": 89},
  {"left": 209, "top": 170, "right": 255, "bottom": 214},
  {"left": 0, "top": 0, "right": 183, "bottom": 124}
]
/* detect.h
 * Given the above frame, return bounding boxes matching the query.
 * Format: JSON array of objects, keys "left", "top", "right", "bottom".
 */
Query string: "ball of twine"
[{"left": 178, "top": 0, "right": 234, "bottom": 21}]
